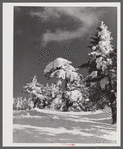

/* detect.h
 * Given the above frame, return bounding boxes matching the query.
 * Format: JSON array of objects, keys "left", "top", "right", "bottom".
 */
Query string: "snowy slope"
[{"left": 13, "top": 108, "right": 117, "bottom": 144}]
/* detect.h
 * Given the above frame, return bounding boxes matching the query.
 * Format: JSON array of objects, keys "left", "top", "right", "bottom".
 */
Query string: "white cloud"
[{"left": 30, "top": 7, "right": 104, "bottom": 45}]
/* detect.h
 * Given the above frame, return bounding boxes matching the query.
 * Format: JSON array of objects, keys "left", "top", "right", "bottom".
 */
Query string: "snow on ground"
[{"left": 13, "top": 108, "right": 117, "bottom": 144}]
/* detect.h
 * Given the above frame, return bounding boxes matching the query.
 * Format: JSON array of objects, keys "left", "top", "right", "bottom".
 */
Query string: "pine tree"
[
  {"left": 44, "top": 58, "right": 88, "bottom": 111},
  {"left": 80, "top": 21, "right": 117, "bottom": 123},
  {"left": 23, "top": 75, "right": 63, "bottom": 109}
]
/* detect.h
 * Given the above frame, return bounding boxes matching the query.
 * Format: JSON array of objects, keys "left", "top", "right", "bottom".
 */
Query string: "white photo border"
[{"left": 3, "top": 2, "right": 121, "bottom": 147}]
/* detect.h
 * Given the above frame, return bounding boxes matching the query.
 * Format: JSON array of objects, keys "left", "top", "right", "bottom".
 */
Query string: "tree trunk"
[
  {"left": 110, "top": 101, "right": 117, "bottom": 124},
  {"left": 109, "top": 91, "right": 117, "bottom": 124}
]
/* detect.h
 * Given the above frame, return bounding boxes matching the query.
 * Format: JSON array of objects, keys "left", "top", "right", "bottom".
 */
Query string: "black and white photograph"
[{"left": 3, "top": 2, "right": 121, "bottom": 146}]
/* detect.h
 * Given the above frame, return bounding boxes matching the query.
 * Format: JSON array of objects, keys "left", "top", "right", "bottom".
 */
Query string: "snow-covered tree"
[
  {"left": 13, "top": 97, "right": 32, "bottom": 110},
  {"left": 44, "top": 57, "right": 88, "bottom": 111},
  {"left": 23, "top": 74, "right": 65, "bottom": 110},
  {"left": 79, "top": 21, "right": 117, "bottom": 123}
]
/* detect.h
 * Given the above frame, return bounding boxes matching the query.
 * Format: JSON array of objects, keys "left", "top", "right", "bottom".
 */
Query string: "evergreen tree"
[
  {"left": 80, "top": 21, "right": 117, "bottom": 123},
  {"left": 44, "top": 58, "right": 89, "bottom": 111}
]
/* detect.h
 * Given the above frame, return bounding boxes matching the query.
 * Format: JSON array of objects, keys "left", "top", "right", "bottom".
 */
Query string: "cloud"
[
  {"left": 30, "top": 7, "right": 61, "bottom": 22},
  {"left": 43, "top": 29, "right": 78, "bottom": 45},
  {"left": 30, "top": 7, "right": 104, "bottom": 45}
]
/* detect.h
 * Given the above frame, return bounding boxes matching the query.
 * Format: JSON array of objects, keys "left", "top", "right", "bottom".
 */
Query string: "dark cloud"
[{"left": 15, "top": 7, "right": 105, "bottom": 45}]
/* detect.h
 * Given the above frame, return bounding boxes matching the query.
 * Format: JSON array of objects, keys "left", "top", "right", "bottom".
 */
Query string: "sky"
[{"left": 14, "top": 6, "right": 117, "bottom": 98}]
